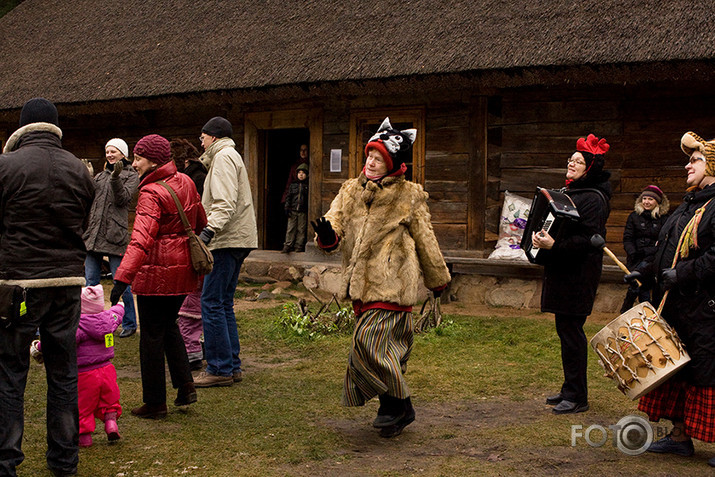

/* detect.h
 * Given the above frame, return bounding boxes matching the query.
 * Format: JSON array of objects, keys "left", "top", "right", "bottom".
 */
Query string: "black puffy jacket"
[
  {"left": 623, "top": 210, "right": 668, "bottom": 269},
  {"left": 0, "top": 123, "right": 95, "bottom": 285}
]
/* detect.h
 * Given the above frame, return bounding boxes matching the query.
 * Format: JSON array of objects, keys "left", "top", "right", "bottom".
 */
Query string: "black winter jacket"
[
  {"left": 643, "top": 184, "right": 715, "bottom": 385},
  {"left": 623, "top": 210, "right": 667, "bottom": 269},
  {"left": 284, "top": 179, "right": 308, "bottom": 213},
  {"left": 0, "top": 124, "right": 95, "bottom": 286},
  {"left": 184, "top": 160, "right": 207, "bottom": 196},
  {"left": 536, "top": 173, "right": 612, "bottom": 316}
]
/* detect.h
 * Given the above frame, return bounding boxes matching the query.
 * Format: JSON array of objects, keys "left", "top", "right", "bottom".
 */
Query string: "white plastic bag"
[{"left": 488, "top": 190, "right": 530, "bottom": 261}]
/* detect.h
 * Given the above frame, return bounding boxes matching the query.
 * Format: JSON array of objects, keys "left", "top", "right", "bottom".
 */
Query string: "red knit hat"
[
  {"left": 365, "top": 140, "right": 394, "bottom": 172},
  {"left": 363, "top": 117, "right": 417, "bottom": 176},
  {"left": 134, "top": 134, "right": 171, "bottom": 165}
]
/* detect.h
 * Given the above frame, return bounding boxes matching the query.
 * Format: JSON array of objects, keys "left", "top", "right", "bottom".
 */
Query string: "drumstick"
[{"left": 590, "top": 234, "right": 642, "bottom": 287}]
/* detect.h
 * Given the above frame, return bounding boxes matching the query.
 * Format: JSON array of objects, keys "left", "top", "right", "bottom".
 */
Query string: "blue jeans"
[
  {"left": 85, "top": 252, "right": 137, "bottom": 330},
  {"left": 201, "top": 248, "right": 250, "bottom": 377},
  {"left": 0, "top": 287, "right": 81, "bottom": 476}
]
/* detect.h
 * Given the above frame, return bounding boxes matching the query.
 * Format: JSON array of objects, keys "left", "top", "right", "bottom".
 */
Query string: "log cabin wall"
[
  {"left": 318, "top": 99, "right": 475, "bottom": 253},
  {"left": 488, "top": 85, "right": 715, "bottom": 258}
]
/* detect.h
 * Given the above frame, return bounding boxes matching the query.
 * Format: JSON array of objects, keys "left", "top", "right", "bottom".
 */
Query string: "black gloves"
[
  {"left": 311, "top": 217, "right": 337, "bottom": 246},
  {"left": 660, "top": 268, "right": 678, "bottom": 291},
  {"left": 199, "top": 227, "right": 215, "bottom": 245},
  {"left": 110, "top": 280, "right": 129, "bottom": 306},
  {"left": 111, "top": 159, "right": 124, "bottom": 179},
  {"left": 624, "top": 271, "right": 642, "bottom": 285}
]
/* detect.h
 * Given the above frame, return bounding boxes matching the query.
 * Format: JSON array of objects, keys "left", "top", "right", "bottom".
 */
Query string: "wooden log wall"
[
  {"left": 488, "top": 86, "right": 715, "bottom": 259},
  {"left": 424, "top": 104, "right": 471, "bottom": 251},
  {"left": 318, "top": 103, "right": 472, "bottom": 252}
]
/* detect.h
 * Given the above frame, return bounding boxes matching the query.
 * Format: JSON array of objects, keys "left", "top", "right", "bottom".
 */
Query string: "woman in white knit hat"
[{"left": 83, "top": 139, "right": 140, "bottom": 337}]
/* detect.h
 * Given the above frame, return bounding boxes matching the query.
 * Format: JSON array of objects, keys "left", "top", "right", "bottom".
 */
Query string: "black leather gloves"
[
  {"left": 311, "top": 217, "right": 337, "bottom": 246},
  {"left": 624, "top": 271, "right": 642, "bottom": 285},
  {"left": 110, "top": 280, "right": 129, "bottom": 305},
  {"left": 660, "top": 268, "right": 677, "bottom": 291}
]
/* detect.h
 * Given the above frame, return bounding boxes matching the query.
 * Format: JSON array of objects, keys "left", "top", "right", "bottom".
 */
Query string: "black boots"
[
  {"left": 374, "top": 394, "right": 416, "bottom": 438},
  {"left": 373, "top": 394, "right": 405, "bottom": 427}
]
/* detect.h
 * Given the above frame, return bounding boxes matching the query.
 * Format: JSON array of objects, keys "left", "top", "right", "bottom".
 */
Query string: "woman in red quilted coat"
[{"left": 111, "top": 134, "right": 207, "bottom": 419}]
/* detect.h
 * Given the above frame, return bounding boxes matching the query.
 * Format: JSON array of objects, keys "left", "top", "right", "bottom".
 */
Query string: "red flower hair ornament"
[{"left": 576, "top": 134, "right": 610, "bottom": 156}]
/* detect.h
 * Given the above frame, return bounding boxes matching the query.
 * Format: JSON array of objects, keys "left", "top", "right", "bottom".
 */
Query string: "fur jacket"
[{"left": 320, "top": 173, "right": 450, "bottom": 306}]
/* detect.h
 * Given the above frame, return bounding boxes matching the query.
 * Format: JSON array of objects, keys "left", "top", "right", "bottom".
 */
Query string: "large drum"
[{"left": 590, "top": 302, "right": 690, "bottom": 400}]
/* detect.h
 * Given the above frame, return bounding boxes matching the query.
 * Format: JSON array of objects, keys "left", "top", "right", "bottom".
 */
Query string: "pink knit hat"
[{"left": 81, "top": 285, "right": 104, "bottom": 315}]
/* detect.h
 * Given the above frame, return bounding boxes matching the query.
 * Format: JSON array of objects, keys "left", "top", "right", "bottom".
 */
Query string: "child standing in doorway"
[{"left": 282, "top": 163, "right": 309, "bottom": 253}]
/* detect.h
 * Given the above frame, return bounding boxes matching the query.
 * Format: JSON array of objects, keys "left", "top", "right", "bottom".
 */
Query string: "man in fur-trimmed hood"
[
  {"left": 313, "top": 117, "right": 450, "bottom": 438},
  {"left": 0, "top": 98, "right": 95, "bottom": 476}
]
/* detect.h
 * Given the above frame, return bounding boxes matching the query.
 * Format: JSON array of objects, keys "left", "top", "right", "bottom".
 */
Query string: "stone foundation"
[{"left": 241, "top": 251, "right": 627, "bottom": 314}]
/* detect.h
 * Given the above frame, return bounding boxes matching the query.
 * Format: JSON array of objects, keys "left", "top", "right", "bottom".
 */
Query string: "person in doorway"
[
  {"left": 531, "top": 133, "right": 611, "bottom": 415},
  {"left": 282, "top": 163, "right": 309, "bottom": 253},
  {"left": 193, "top": 117, "right": 257, "bottom": 388},
  {"left": 312, "top": 118, "right": 450, "bottom": 438},
  {"left": 626, "top": 132, "right": 715, "bottom": 467},
  {"left": 111, "top": 134, "right": 205, "bottom": 418},
  {"left": 620, "top": 184, "right": 669, "bottom": 313},
  {"left": 84, "top": 138, "right": 139, "bottom": 338},
  {"left": 281, "top": 143, "right": 309, "bottom": 205},
  {"left": 0, "top": 98, "right": 95, "bottom": 477}
]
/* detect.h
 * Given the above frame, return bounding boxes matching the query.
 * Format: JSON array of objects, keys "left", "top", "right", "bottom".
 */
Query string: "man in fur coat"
[{"left": 313, "top": 118, "right": 451, "bottom": 438}]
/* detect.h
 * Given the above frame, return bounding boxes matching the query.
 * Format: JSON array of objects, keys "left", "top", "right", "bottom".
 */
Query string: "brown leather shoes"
[
  {"left": 131, "top": 403, "right": 167, "bottom": 419},
  {"left": 193, "top": 371, "right": 233, "bottom": 388}
]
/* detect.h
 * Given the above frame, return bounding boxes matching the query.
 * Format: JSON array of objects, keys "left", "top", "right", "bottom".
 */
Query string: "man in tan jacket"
[{"left": 193, "top": 117, "right": 257, "bottom": 388}]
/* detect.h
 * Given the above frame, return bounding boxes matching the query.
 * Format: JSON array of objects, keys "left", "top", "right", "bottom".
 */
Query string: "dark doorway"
[{"left": 264, "top": 128, "right": 310, "bottom": 250}]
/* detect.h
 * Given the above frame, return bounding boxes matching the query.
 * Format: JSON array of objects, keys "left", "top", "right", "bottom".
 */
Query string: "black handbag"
[{"left": 0, "top": 284, "right": 26, "bottom": 328}]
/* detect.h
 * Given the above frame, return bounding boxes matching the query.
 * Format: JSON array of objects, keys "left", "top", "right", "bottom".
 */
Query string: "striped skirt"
[
  {"left": 342, "top": 309, "right": 413, "bottom": 407},
  {"left": 638, "top": 378, "right": 715, "bottom": 442}
]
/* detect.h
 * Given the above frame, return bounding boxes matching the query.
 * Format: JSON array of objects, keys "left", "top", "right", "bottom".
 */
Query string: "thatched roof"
[{"left": 1, "top": 0, "right": 714, "bottom": 110}]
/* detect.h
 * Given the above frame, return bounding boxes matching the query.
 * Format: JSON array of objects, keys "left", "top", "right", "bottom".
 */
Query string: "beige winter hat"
[{"left": 681, "top": 131, "right": 715, "bottom": 176}]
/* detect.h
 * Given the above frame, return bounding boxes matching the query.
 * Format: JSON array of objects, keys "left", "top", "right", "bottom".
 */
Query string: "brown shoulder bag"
[{"left": 157, "top": 181, "right": 214, "bottom": 275}]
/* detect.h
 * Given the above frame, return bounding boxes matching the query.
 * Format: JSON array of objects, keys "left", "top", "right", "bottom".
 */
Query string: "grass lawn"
[{"left": 15, "top": 300, "right": 715, "bottom": 476}]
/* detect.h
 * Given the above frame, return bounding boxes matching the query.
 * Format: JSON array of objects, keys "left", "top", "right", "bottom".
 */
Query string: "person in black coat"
[
  {"left": 0, "top": 98, "right": 95, "bottom": 476},
  {"left": 626, "top": 132, "right": 715, "bottom": 467},
  {"left": 620, "top": 185, "right": 670, "bottom": 313},
  {"left": 531, "top": 133, "right": 611, "bottom": 415}
]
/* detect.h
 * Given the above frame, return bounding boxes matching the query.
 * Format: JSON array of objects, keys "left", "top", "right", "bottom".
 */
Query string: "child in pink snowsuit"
[
  {"left": 31, "top": 285, "right": 124, "bottom": 447},
  {"left": 76, "top": 285, "right": 124, "bottom": 447}
]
